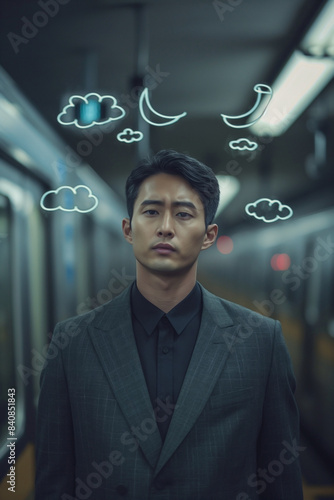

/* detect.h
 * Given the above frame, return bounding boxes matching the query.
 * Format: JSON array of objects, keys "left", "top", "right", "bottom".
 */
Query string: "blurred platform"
[{"left": 301, "top": 431, "right": 334, "bottom": 500}]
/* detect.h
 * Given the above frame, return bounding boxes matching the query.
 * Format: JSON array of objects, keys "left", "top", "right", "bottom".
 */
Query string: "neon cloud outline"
[
  {"left": 221, "top": 84, "right": 273, "bottom": 129},
  {"left": 40, "top": 185, "right": 99, "bottom": 213},
  {"left": 245, "top": 198, "right": 293, "bottom": 223},
  {"left": 229, "top": 138, "right": 258, "bottom": 151},
  {"left": 139, "top": 88, "right": 187, "bottom": 126},
  {"left": 57, "top": 93, "right": 126, "bottom": 128},
  {"left": 117, "top": 128, "right": 144, "bottom": 143}
]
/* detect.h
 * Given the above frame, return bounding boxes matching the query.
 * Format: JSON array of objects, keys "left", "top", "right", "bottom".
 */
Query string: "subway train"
[
  {"left": 198, "top": 193, "right": 334, "bottom": 479},
  {"left": 0, "top": 66, "right": 136, "bottom": 499},
  {"left": 0, "top": 66, "right": 334, "bottom": 500}
]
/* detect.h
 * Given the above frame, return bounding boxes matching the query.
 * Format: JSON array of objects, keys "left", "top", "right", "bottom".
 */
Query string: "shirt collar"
[{"left": 131, "top": 280, "right": 202, "bottom": 336}]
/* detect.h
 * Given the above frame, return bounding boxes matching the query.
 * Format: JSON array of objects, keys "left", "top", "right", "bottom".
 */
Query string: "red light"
[
  {"left": 271, "top": 253, "right": 291, "bottom": 271},
  {"left": 217, "top": 236, "right": 234, "bottom": 255}
]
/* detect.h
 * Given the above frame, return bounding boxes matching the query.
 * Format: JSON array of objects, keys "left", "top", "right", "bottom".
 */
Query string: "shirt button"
[
  {"left": 116, "top": 484, "right": 128, "bottom": 495},
  {"left": 162, "top": 346, "right": 169, "bottom": 354}
]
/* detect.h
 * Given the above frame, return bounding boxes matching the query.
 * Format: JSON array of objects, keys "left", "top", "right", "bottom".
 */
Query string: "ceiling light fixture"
[{"left": 250, "top": 0, "right": 334, "bottom": 137}]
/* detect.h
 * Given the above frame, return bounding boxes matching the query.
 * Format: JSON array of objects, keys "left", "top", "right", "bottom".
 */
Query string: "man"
[{"left": 36, "top": 150, "right": 304, "bottom": 499}]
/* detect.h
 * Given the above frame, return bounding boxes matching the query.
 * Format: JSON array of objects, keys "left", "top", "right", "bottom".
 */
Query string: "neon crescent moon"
[
  {"left": 139, "top": 88, "right": 187, "bottom": 126},
  {"left": 221, "top": 84, "right": 273, "bottom": 129}
]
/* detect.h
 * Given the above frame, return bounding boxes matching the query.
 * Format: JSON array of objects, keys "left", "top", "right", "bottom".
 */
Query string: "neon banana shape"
[{"left": 221, "top": 84, "right": 272, "bottom": 129}]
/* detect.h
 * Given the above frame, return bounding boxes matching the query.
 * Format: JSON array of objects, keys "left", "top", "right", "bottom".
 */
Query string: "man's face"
[{"left": 123, "top": 173, "right": 217, "bottom": 276}]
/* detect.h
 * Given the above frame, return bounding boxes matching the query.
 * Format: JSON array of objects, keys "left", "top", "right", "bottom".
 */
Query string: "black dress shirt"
[{"left": 130, "top": 281, "right": 202, "bottom": 440}]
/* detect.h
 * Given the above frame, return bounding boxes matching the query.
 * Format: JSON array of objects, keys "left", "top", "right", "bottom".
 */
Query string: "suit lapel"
[
  {"left": 88, "top": 285, "right": 163, "bottom": 470},
  {"left": 87, "top": 282, "right": 238, "bottom": 474},
  {"left": 154, "top": 285, "right": 238, "bottom": 475}
]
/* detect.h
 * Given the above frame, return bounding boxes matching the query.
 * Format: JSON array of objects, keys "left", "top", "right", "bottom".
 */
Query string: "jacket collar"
[
  {"left": 131, "top": 280, "right": 202, "bottom": 336},
  {"left": 88, "top": 282, "right": 237, "bottom": 473}
]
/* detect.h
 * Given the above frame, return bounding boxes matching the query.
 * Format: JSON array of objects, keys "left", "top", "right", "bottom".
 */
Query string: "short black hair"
[{"left": 125, "top": 150, "right": 220, "bottom": 228}]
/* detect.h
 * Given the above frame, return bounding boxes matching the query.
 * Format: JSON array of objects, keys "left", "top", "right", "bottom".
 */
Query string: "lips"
[
  {"left": 152, "top": 243, "right": 175, "bottom": 254},
  {"left": 152, "top": 243, "right": 175, "bottom": 250}
]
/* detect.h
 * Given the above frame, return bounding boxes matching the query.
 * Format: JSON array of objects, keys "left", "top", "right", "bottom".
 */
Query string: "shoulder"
[
  {"left": 199, "top": 286, "right": 288, "bottom": 366},
  {"left": 54, "top": 283, "right": 133, "bottom": 332},
  {"left": 200, "top": 285, "right": 278, "bottom": 328},
  {"left": 199, "top": 283, "right": 278, "bottom": 333},
  {"left": 221, "top": 295, "right": 275, "bottom": 328}
]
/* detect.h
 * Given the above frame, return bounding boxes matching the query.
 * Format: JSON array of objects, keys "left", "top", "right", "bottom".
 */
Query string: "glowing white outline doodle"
[
  {"left": 117, "top": 128, "right": 144, "bottom": 143},
  {"left": 57, "top": 93, "right": 126, "bottom": 128},
  {"left": 139, "top": 88, "right": 187, "bottom": 126},
  {"left": 245, "top": 198, "right": 293, "bottom": 223},
  {"left": 221, "top": 84, "right": 273, "bottom": 129},
  {"left": 229, "top": 138, "right": 258, "bottom": 151},
  {"left": 40, "top": 185, "right": 99, "bottom": 213}
]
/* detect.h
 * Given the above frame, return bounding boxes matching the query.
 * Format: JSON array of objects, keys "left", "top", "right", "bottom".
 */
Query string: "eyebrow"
[{"left": 140, "top": 200, "right": 198, "bottom": 211}]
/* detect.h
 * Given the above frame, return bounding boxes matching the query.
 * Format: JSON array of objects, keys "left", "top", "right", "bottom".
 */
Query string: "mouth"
[{"left": 152, "top": 243, "right": 175, "bottom": 255}]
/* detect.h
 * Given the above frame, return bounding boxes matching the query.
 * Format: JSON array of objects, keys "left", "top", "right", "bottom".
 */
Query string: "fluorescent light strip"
[
  {"left": 251, "top": 0, "right": 334, "bottom": 136},
  {"left": 251, "top": 51, "right": 334, "bottom": 136}
]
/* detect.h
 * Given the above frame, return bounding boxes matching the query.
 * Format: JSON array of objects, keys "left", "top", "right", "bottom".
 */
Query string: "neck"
[{"left": 136, "top": 264, "right": 197, "bottom": 313}]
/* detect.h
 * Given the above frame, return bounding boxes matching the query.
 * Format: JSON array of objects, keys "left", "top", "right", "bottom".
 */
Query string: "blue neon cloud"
[
  {"left": 245, "top": 198, "right": 293, "bottom": 223},
  {"left": 117, "top": 128, "right": 144, "bottom": 143},
  {"left": 57, "top": 93, "right": 126, "bottom": 128},
  {"left": 229, "top": 138, "right": 258, "bottom": 151},
  {"left": 40, "top": 185, "right": 99, "bottom": 213}
]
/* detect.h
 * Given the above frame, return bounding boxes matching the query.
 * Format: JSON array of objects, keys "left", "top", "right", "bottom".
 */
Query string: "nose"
[{"left": 157, "top": 211, "right": 174, "bottom": 237}]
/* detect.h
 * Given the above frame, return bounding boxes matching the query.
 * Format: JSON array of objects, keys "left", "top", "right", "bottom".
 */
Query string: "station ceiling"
[{"left": 0, "top": 0, "right": 332, "bottom": 228}]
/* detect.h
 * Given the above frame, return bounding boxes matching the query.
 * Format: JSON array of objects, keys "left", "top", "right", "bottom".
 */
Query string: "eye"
[
  {"left": 177, "top": 212, "right": 192, "bottom": 219},
  {"left": 143, "top": 209, "right": 158, "bottom": 216}
]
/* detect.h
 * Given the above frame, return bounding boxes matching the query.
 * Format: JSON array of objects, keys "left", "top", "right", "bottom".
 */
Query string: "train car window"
[
  {"left": 0, "top": 195, "right": 15, "bottom": 447},
  {"left": 304, "top": 239, "right": 322, "bottom": 327},
  {"left": 75, "top": 217, "right": 94, "bottom": 311},
  {"left": 91, "top": 225, "right": 123, "bottom": 295},
  {"left": 91, "top": 224, "right": 114, "bottom": 292},
  {"left": 309, "top": 228, "right": 334, "bottom": 458},
  {"left": 51, "top": 212, "right": 78, "bottom": 320},
  {"left": 316, "top": 227, "right": 334, "bottom": 326},
  {"left": 26, "top": 198, "right": 50, "bottom": 407},
  {"left": 284, "top": 244, "right": 306, "bottom": 317},
  {"left": 326, "top": 246, "right": 334, "bottom": 329}
]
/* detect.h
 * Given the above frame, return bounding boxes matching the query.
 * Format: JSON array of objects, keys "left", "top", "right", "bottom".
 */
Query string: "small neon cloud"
[
  {"left": 40, "top": 185, "right": 99, "bottom": 213},
  {"left": 57, "top": 93, "right": 126, "bottom": 128},
  {"left": 139, "top": 88, "right": 187, "bottom": 126},
  {"left": 117, "top": 128, "right": 143, "bottom": 143},
  {"left": 229, "top": 138, "right": 258, "bottom": 151},
  {"left": 245, "top": 198, "right": 293, "bottom": 223},
  {"left": 221, "top": 83, "right": 272, "bottom": 129}
]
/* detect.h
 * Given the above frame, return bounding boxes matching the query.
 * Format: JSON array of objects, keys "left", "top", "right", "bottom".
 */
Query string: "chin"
[
  {"left": 137, "top": 255, "right": 193, "bottom": 275},
  {"left": 153, "top": 264, "right": 180, "bottom": 273},
  {"left": 145, "top": 262, "right": 183, "bottom": 275}
]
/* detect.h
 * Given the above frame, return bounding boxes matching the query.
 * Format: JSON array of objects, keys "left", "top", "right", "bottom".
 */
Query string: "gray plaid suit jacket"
[{"left": 35, "top": 282, "right": 304, "bottom": 500}]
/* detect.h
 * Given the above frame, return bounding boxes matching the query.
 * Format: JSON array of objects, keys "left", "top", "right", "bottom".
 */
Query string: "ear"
[
  {"left": 122, "top": 218, "right": 133, "bottom": 244},
  {"left": 201, "top": 223, "right": 218, "bottom": 251}
]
